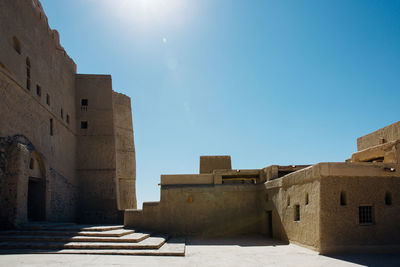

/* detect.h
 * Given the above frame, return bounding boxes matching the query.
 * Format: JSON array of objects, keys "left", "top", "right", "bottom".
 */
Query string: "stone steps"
[
  {"left": 0, "top": 224, "right": 185, "bottom": 256},
  {"left": 0, "top": 229, "right": 135, "bottom": 237},
  {"left": 0, "top": 232, "right": 150, "bottom": 243},
  {"left": 0, "top": 238, "right": 186, "bottom": 256},
  {"left": 0, "top": 236, "right": 166, "bottom": 249}
]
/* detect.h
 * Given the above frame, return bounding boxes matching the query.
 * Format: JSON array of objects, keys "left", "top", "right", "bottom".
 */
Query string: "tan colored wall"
[
  {"left": 125, "top": 184, "right": 263, "bottom": 236},
  {"left": 319, "top": 163, "right": 400, "bottom": 253},
  {"left": 0, "top": 0, "right": 136, "bottom": 226},
  {"left": 263, "top": 165, "right": 321, "bottom": 251},
  {"left": 75, "top": 75, "right": 122, "bottom": 223},
  {"left": 0, "top": 0, "right": 79, "bottom": 223},
  {"left": 357, "top": 121, "right": 400, "bottom": 151},
  {"left": 200, "top": 156, "right": 232, "bottom": 174},
  {"left": 112, "top": 92, "right": 136, "bottom": 210}
]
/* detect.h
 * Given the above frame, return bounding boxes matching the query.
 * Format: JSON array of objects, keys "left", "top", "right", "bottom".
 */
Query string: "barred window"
[{"left": 359, "top": 206, "right": 373, "bottom": 224}]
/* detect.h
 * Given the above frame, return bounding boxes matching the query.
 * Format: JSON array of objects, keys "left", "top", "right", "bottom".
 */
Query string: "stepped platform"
[{"left": 0, "top": 223, "right": 185, "bottom": 256}]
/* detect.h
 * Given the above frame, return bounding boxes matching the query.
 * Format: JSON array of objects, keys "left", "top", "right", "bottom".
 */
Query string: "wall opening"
[
  {"left": 287, "top": 196, "right": 290, "bottom": 207},
  {"left": 61, "top": 109, "right": 63, "bottom": 119},
  {"left": 359, "top": 206, "right": 373, "bottom": 224},
  {"left": 265, "top": 210, "right": 273, "bottom": 238},
  {"left": 27, "top": 177, "right": 46, "bottom": 221},
  {"left": 81, "top": 121, "right": 88, "bottom": 129},
  {"left": 29, "top": 158, "right": 34, "bottom": 169},
  {"left": 340, "top": 191, "right": 347, "bottom": 206},
  {"left": 294, "top": 205, "right": 300, "bottom": 221},
  {"left": 81, "top": 99, "right": 88, "bottom": 111},
  {"left": 36, "top": 85, "right": 41, "bottom": 97},
  {"left": 46, "top": 94, "right": 50, "bottom": 105},
  {"left": 26, "top": 57, "right": 31, "bottom": 90},
  {"left": 66, "top": 114, "right": 70, "bottom": 124},
  {"left": 50, "top": 118, "right": 53, "bottom": 136},
  {"left": 12, "top": 36, "right": 21, "bottom": 54},
  {"left": 385, "top": 192, "right": 392, "bottom": 206},
  {"left": 305, "top": 193, "right": 309, "bottom": 205}
]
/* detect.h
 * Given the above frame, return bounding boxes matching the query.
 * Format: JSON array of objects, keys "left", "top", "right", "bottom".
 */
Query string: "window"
[
  {"left": 81, "top": 121, "right": 88, "bottom": 129},
  {"left": 385, "top": 192, "right": 392, "bottom": 206},
  {"left": 287, "top": 196, "right": 290, "bottom": 207},
  {"left": 81, "top": 99, "right": 88, "bottom": 111},
  {"left": 340, "top": 191, "right": 347, "bottom": 206},
  {"left": 26, "top": 57, "right": 31, "bottom": 90},
  {"left": 359, "top": 206, "right": 373, "bottom": 224},
  {"left": 12, "top": 36, "right": 21, "bottom": 54},
  {"left": 29, "top": 158, "right": 34, "bottom": 169},
  {"left": 61, "top": 109, "right": 63, "bottom": 119},
  {"left": 66, "top": 114, "right": 70, "bottom": 124},
  {"left": 36, "top": 85, "right": 41, "bottom": 97},
  {"left": 294, "top": 205, "right": 300, "bottom": 221},
  {"left": 46, "top": 94, "right": 50, "bottom": 105},
  {"left": 305, "top": 193, "right": 309, "bottom": 205},
  {"left": 50, "top": 118, "right": 53, "bottom": 136}
]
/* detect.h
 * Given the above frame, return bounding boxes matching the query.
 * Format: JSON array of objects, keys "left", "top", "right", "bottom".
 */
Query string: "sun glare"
[{"left": 104, "top": 0, "right": 186, "bottom": 25}]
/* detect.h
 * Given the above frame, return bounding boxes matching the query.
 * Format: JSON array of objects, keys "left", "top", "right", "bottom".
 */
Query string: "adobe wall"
[
  {"left": 357, "top": 121, "right": 400, "bottom": 151},
  {"left": 112, "top": 92, "right": 137, "bottom": 210},
  {"left": 75, "top": 75, "right": 122, "bottom": 223},
  {"left": 125, "top": 183, "right": 264, "bottom": 236},
  {"left": 0, "top": 0, "right": 79, "bottom": 223},
  {"left": 319, "top": 162, "right": 400, "bottom": 253},
  {"left": 263, "top": 165, "right": 321, "bottom": 251}
]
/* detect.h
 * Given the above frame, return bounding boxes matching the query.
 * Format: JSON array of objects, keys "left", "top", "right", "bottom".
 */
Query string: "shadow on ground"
[
  {"left": 325, "top": 253, "right": 400, "bottom": 267},
  {"left": 187, "top": 234, "right": 289, "bottom": 247}
]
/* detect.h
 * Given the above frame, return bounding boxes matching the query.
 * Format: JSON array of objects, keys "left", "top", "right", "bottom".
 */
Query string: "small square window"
[
  {"left": 81, "top": 99, "right": 88, "bottom": 106},
  {"left": 36, "top": 85, "right": 41, "bottom": 97},
  {"left": 359, "top": 206, "right": 373, "bottom": 224},
  {"left": 81, "top": 121, "right": 88, "bottom": 129}
]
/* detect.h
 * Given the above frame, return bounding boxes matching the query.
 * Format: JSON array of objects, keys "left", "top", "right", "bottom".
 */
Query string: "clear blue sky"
[{"left": 41, "top": 0, "right": 400, "bottom": 207}]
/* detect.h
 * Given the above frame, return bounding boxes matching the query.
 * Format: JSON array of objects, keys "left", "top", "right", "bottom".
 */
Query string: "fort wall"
[
  {"left": 0, "top": 0, "right": 136, "bottom": 227},
  {"left": 357, "top": 121, "right": 400, "bottom": 151}
]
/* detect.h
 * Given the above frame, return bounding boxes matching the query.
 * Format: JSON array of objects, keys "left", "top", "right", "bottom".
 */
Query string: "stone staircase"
[{"left": 0, "top": 222, "right": 185, "bottom": 256}]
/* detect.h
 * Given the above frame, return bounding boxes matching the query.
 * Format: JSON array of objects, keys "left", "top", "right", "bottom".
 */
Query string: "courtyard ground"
[{"left": 0, "top": 235, "right": 398, "bottom": 267}]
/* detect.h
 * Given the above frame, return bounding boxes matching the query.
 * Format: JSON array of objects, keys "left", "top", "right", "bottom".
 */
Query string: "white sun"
[{"left": 104, "top": 0, "right": 185, "bottom": 25}]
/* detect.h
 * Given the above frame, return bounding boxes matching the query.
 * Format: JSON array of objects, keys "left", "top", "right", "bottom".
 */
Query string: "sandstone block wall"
[
  {"left": 113, "top": 92, "right": 137, "bottom": 210},
  {"left": 0, "top": 0, "right": 137, "bottom": 226}
]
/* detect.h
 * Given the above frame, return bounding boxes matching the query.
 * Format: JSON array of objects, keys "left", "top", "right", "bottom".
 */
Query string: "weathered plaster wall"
[
  {"left": 357, "top": 121, "right": 400, "bottom": 151},
  {"left": 200, "top": 156, "right": 232, "bottom": 174},
  {"left": 263, "top": 165, "right": 321, "bottom": 251},
  {"left": 112, "top": 92, "right": 137, "bottom": 210},
  {"left": 75, "top": 75, "right": 122, "bottom": 223},
  {"left": 125, "top": 184, "right": 263, "bottom": 236},
  {"left": 319, "top": 163, "right": 400, "bottom": 253}
]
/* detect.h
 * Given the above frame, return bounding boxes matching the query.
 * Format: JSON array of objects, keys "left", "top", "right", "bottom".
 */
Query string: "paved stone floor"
[{"left": 0, "top": 235, "right": 399, "bottom": 267}]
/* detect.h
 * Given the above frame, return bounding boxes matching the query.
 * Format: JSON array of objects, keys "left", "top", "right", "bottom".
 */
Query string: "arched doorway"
[{"left": 27, "top": 153, "right": 46, "bottom": 221}]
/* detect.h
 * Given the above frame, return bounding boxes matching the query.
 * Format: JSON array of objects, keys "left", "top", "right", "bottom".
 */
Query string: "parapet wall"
[
  {"left": 125, "top": 184, "right": 264, "bottom": 236},
  {"left": 357, "top": 121, "right": 400, "bottom": 151}
]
